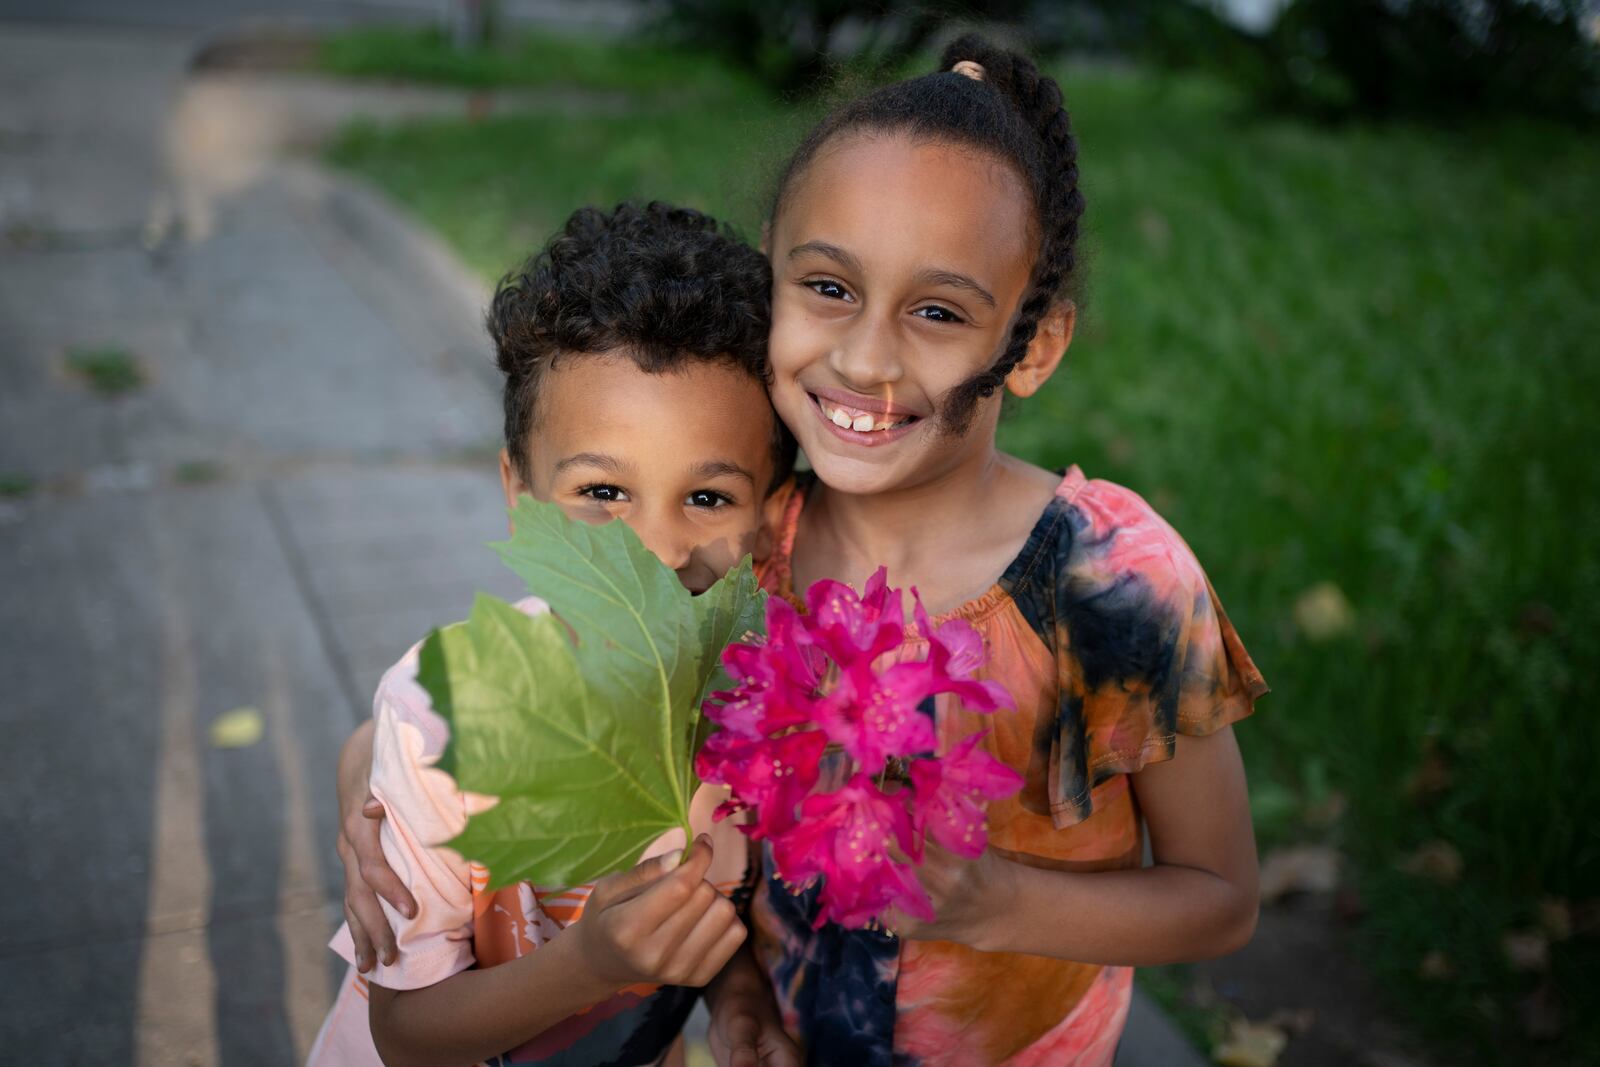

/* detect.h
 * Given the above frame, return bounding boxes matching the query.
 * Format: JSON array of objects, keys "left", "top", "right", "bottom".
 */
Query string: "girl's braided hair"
[{"left": 770, "top": 34, "right": 1085, "bottom": 431}]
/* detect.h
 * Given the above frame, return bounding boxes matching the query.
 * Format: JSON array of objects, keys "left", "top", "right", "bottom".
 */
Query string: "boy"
[{"left": 310, "top": 202, "right": 796, "bottom": 1067}]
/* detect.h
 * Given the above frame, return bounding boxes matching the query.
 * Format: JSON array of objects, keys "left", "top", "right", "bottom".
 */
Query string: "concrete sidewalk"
[{"left": 0, "top": 18, "right": 1206, "bottom": 1067}]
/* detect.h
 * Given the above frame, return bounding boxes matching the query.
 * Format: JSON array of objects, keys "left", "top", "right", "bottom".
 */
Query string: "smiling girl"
[{"left": 728, "top": 35, "right": 1269, "bottom": 1066}]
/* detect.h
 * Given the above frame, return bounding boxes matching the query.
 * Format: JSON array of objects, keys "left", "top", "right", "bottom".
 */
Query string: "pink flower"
[
  {"left": 813, "top": 657, "right": 938, "bottom": 768},
  {"left": 770, "top": 775, "right": 934, "bottom": 928},
  {"left": 697, "top": 727, "right": 827, "bottom": 840},
  {"left": 696, "top": 568, "right": 1022, "bottom": 930},
  {"left": 804, "top": 568, "right": 904, "bottom": 663},
  {"left": 913, "top": 595, "right": 1014, "bottom": 714},
  {"left": 908, "top": 730, "right": 1024, "bottom": 859}
]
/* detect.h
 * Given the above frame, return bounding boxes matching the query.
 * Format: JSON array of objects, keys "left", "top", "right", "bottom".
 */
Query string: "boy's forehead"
[{"left": 534, "top": 353, "right": 775, "bottom": 478}]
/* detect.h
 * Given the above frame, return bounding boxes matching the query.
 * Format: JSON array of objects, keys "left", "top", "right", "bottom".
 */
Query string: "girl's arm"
[
  {"left": 370, "top": 839, "right": 748, "bottom": 1067},
  {"left": 334, "top": 719, "right": 413, "bottom": 972},
  {"left": 893, "top": 726, "right": 1258, "bottom": 964}
]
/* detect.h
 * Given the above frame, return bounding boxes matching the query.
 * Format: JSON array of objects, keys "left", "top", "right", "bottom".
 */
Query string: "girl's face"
[{"left": 767, "top": 134, "right": 1038, "bottom": 497}]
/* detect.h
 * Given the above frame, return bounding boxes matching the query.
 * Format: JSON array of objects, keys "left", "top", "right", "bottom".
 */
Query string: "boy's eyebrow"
[
  {"left": 915, "top": 267, "right": 997, "bottom": 309},
  {"left": 553, "top": 452, "right": 631, "bottom": 475},
  {"left": 692, "top": 460, "right": 756, "bottom": 486},
  {"left": 787, "top": 240, "right": 864, "bottom": 275}
]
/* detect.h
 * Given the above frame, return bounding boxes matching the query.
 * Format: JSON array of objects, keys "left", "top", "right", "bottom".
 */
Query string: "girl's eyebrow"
[
  {"left": 787, "top": 240, "right": 863, "bottom": 275},
  {"left": 553, "top": 451, "right": 631, "bottom": 475},
  {"left": 915, "top": 267, "right": 996, "bottom": 309},
  {"left": 791, "top": 240, "right": 995, "bottom": 309}
]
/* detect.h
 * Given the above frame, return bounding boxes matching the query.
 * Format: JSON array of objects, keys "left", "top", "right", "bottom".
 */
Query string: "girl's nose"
[{"left": 827, "top": 313, "right": 904, "bottom": 390}]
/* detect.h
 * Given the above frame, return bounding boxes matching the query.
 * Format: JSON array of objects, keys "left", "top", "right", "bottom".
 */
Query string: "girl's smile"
[{"left": 808, "top": 386, "right": 923, "bottom": 447}]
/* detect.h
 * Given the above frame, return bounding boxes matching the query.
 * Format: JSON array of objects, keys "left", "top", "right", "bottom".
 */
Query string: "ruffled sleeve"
[{"left": 1042, "top": 476, "right": 1267, "bottom": 830}]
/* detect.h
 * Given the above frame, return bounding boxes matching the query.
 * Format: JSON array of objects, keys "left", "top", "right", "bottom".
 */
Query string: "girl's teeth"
[
  {"left": 830, "top": 408, "right": 853, "bottom": 429},
  {"left": 851, "top": 414, "right": 875, "bottom": 432}
]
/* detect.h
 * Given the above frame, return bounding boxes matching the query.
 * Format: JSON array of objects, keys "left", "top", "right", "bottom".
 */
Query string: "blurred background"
[{"left": 1, "top": 1, "right": 1596, "bottom": 1065}]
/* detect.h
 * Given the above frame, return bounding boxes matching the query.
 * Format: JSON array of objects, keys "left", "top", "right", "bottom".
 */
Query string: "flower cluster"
[{"left": 695, "top": 568, "right": 1023, "bottom": 929}]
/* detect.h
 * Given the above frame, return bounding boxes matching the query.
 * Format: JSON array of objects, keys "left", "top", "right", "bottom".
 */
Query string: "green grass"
[
  {"left": 65, "top": 345, "right": 145, "bottom": 395},
  {"left": 324, "top": 43, "right": 1600, "bottom": 1064},
  {"left": 319, "top": 25, "right": 762, "bottom": 100}
]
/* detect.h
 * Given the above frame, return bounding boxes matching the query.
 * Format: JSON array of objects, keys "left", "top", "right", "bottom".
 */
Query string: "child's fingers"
[
  {"left": 346, "top": 800, "right": 417, "bottom": 920},
  {"left": 591, "top": 848, "right": 683, "bottom": 911},
  {"left": 338, "top": 833, "right": 398, "bottom": 967},
  {"left": 714, "top": 1008, "right": 762, "bottom": 1067},
  {"left": 681, "top": 909, "right": 748, "bottom": 988}
]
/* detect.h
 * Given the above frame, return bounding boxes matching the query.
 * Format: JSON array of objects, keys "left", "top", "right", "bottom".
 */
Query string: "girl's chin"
[{"left": 801, "top": 440, "right": 919, "bottom": 496}]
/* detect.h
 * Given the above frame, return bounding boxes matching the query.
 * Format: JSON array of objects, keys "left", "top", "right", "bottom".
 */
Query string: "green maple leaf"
[{"left": 416, "top": 495, "right": 765, "bottom": 890}]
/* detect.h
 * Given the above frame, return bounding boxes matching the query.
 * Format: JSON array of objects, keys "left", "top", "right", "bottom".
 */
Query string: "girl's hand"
[
  {"left": 335, "top": 721, "right": 414, "bottom": 971},
  {"left": 706, "top": 945, "right": 801, "bottom": 1067},
  {"left": 887, "top": 842, "right": 1014, "bottom": 949},
  {"left": 575, "top": 836, "right": 748, "bottom": 990}
]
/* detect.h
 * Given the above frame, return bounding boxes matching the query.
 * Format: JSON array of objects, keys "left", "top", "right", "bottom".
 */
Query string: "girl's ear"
[{"left": 1006, "top": 300, "right": 1076, "bottom": 399}]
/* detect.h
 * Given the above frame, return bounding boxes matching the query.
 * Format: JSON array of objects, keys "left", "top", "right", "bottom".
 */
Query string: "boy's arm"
[
  {"left": 334, "top": 718, "right": 413, "bottom": 971},
  {"left": 891, "top": 727, "right": 1259, "bottom": 964},
  {"left": 370, "top": 840, "right": 748, "bottom": 1067}
]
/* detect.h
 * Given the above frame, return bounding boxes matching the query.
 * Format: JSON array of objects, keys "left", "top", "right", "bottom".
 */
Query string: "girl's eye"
[
  {"left": 913, "top": 305, "right": 964, "bottom": 324},
  {"left": 687, "top": 489, "right": 733, "bottom": 509},
  {"left": 805, "top": 279, "right": 853, "bottom": 302},
  {"left": 580, "top": 484, "right": 627, "bottom": 503}
]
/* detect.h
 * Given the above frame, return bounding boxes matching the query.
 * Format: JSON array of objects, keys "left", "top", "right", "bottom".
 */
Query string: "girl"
[{"left": 344, "top": 35, "right": 1266, "bottom": 1067}]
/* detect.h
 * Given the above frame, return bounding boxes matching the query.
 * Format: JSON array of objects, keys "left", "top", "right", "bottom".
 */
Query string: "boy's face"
[{"left": 500, "top": 353, "right": 778, "bottom": 594}]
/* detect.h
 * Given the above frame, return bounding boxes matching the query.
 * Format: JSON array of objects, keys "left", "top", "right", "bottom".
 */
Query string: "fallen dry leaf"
[
  {"left": 1502, "top": 929, "right": 1550, "bottom": 972},
  {"left": 1266, "top": 1007, "right": 1315, "bottom": 1036},
  {"left": 1292, "top": 581, "right": 1356, "bottom": 643},
  {"left": 1539, "top": 897, "right": 1573, "bottom": 942},
  {"left": 209, "top": 706, "right": 263, "bottom": 749},
  {"left": 1401, "top": 750, "right": 1452, "bottom": 802},
  {"left": 1418, "top": 949, "right": 1455, "bottom": 981},
  {"left": 1258, "top": 844, "right": 1341, "bottom": 904},
  {"left": 1518, "top": 979, "right": 1564, "bottom": 1041},
  {"left": 1397, "top": 840, "right": 1463, "bottom": 884},
  {"left": 1212, "top": 1019, "right": 1289, "bottom": 1067}
]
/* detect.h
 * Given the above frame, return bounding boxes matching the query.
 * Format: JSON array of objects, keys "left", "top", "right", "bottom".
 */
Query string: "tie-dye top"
[{"left": 750, "top": 466, "right": 1268, "bottom": 1067}]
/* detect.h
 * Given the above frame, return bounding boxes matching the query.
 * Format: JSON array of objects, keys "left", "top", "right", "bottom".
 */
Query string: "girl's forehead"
[{"left": 776, "top": 134, "right": 1035, "bottom": 280}]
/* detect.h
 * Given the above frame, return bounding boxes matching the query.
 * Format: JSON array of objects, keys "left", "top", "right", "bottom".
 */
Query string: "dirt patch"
[{"left": 1188, "top": 893, "right": 1437, "bottom": 1067}]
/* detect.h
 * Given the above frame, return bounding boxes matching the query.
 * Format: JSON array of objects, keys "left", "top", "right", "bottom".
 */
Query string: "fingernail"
[
  {"left": 383, "top": 950, "right": 396, "bottom": 966},
  {"left": 401, "top": 903, "right": 416, "bottom": 918},
  {"left": 661, "top": 849, "right": 684, "bottom": 870}
]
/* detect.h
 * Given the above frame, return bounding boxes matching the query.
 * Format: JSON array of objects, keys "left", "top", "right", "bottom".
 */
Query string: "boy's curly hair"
[{"left": 490, "top": 201, "right": 793, "bottom": 486}]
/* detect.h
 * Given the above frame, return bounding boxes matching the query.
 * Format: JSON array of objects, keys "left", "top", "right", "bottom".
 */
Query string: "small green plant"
[
  {"left": 0, "top": 474, "right": 35, "bottom": 498},
  {"left": 66, "top": 346, "right": 145, "bottom": 396},
  {"left": 174, "top": 460, "right": 223, "bottom": 485}
]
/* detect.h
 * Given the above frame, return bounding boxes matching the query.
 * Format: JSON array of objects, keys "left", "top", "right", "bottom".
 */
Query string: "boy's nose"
[{"left": 632, "top": 513, "right": 694, "bottom": 574}]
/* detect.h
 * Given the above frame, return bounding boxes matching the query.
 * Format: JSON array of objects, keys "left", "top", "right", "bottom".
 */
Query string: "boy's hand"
[
  {"left": 706, "top": 948, "right": 800, "bottom": 1067},
  {"left": 575, "top": 836, "right": 747, "bottom": 990}
]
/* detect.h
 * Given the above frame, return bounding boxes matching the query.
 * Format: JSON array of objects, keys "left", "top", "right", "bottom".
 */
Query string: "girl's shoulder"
[{"left": 1006, "top": 466, "right": 1212, "bottom": 606}]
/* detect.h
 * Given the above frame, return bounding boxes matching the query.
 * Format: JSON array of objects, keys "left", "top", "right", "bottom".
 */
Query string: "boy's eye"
[
  {"left": 580, "top": 484, "right": 628, "bottom": 503},
  {"left": 686, "top": 489, "right": 733, "bottom": 509},
  {"left": 913, "top": 305, "right": 964, "bottom": 324},
  {"left": 805, "top": 279, "right": 853, "bottom": 302}
]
